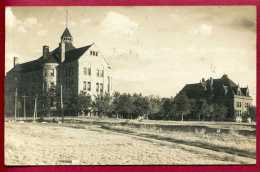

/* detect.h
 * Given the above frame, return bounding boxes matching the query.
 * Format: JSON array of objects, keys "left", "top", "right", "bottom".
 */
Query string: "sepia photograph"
[{"left": 4, "top": 6, "right": 256, "bottom": 165}]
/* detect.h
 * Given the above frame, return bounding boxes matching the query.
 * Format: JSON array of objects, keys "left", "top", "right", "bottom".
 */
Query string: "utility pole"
[
  {"left": 22, "top": 95, "right": 28, "bottom": 120},
  {"left": 60, "top": 84, "right": 64, "bottom": 123},
  {"left": 14, "top": 88, "right": 17, "bottom": 121},
  {"left": 33, "top": 95, "right": 38, "bottom": 122}
]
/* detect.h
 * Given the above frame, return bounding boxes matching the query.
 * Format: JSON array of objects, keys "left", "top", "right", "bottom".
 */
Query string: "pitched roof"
[
  {"left": 61, "top": 27, "right": 72, "bottom": 38},
  {"left": 64, "top": 45, "right": 92, "bottom": 62},
  {"left": 179, "top": 74, "right": 251, "bottom": 99},
  {"left": 8, "top": 44, "right": 93, "bottom": 73}
]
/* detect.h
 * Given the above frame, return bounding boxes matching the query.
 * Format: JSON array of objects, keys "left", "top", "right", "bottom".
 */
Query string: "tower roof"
[{"left": 61, "top": 27, "right": 72, "bottom": 38}]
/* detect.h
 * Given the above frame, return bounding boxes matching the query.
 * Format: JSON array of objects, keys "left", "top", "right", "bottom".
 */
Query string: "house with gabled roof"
[
  {"left": 5, "top": 27, "right": 112, "bottom": 117},
  {"left": 178, "top": 74, "right": 253, "bottom": 121}
]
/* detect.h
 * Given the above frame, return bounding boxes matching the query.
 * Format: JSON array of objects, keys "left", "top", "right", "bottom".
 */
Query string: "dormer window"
[{"left": 90, "top": 51, "right": 98, "bottom": 56}]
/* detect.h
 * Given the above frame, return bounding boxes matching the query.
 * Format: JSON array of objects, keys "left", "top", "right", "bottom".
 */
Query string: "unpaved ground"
[{"left": 5, "top": 122, "right": 255, "bottom": 165}]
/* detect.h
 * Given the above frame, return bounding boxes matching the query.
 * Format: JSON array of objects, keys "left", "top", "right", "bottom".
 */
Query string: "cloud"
[
  {"left": 17, "top": 25, "right": 27, "bottom": 33},
  {"left": 37, "top": 29, "right": 48, "bottom": 36},
  {"left": 192, "top": 24, "right": 213, "bottom": 36},
  {"left": 6, "top": 8, "right": 19, "bottom": 28},
  {"left": 101, "top": 11, "right": 138, "bottom": 35},
  {"left": 24, "top": 17, "right": 38, "bottom": 26},
  {"left": 6, "top": 9, "right": 39, "bottom": 33},
  {"left": 81, "top": 18, "right": 91, "bottom": 24},
  {"left": 230, "top": 18, "right": 256, "bottom": 32}
]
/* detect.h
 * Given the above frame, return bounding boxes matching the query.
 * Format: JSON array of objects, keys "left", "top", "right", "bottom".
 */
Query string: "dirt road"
[{"left": 5, "top": 122, "right": 255, "bottom": 165}]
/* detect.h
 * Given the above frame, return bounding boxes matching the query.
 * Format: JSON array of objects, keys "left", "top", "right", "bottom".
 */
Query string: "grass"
[{"left": 100, "top": 123, "right": 256, "bottom": 159}]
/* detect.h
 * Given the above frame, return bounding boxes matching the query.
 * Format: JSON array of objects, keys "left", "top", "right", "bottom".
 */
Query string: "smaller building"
[{"left": 178, "top": 74, "right": 253, "bottom": 121}]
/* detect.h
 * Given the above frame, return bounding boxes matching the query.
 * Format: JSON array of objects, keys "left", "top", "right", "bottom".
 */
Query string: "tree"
[
  {"left": 212, "top": 104, "right": 227, "bottom": 121},
  {"left": 248, "top": 106, "right": 256, "bottom": 121},
  {"left": 147, "top": 95, "right": 162, "bottom": 120},
  {"left": 189, "top": 99, "right": 202, "bottom": 120},
  {"left": 77, "top": 93, "right": 92, "bottom": 116},
  {"left": 132, "top": 94, "right": 150, "bottom": 119},
  {"left": 173, "top": 93, "right": 191, "bottom": 121},
  {"left": 117, "top": 93, "right": 134, "bottom": 118},
  {"left": 159, "top": 97, "right": 175, "bottom": 120},
  {"left": 93, "top": 93, "right": 112, "bottom": 117},
  {"left": 198, "top": 101, "right": 212, "bottom": 121},
  {"left": 111, "top": 92, "right": 121, "bottom": 118},
  {"left": 63, "top": 95, "right": 78, "bottom": 116}
]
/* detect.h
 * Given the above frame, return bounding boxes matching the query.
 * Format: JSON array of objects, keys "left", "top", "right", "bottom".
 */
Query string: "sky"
[{"left": 5, "top": 6, "right": 256, "bottom": 103}]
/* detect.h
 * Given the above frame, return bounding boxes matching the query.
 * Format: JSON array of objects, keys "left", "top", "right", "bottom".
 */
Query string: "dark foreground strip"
[{"left": 100, "top": 125, "right": 256, "bottom": 160}]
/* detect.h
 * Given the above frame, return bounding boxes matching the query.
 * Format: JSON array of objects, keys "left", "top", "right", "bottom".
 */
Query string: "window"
[
  {"left": 83, "top": 67, "right": 87, "bottom": 75},
  {"left": 87, "top": 82, "right": 91, "bottom": 91},
  {"left": 83, "top": 81, "right": 87, "bottom": 90},
  {"left": 236, "top": 102, "right": 242, "bottom": 108},
  {"left": 96, "top": 83, "right": 99, "bottom": 92},
  {"left": 88, "top": 67, "right": 91, "bottom": 75},
  {"left": 96, "top": 69, "right": 100, "bottom": 77},
  {"left": 101, "top": 70, "right": 104, "bottom": 77},
  {"left": 100, "top": 83, "right": 104, "bottom": 93}
]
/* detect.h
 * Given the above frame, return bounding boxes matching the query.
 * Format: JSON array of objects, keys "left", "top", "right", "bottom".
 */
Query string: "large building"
[
  {"left": 178, "top": 74, "right": 253, "bottom": 121},
  {"left": 5, "top": 27, "right": 112, "bottom": 117}
]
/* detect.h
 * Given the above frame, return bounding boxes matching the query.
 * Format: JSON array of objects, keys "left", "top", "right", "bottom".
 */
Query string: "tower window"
[
  {"left": 50, "top": 69, "right": 55, "bottom": 76},
  {"left": 87, "top": 82, "right": 91, "bottom": 91},
  {"left": 96, "top": 83, "right": 99, "bottom": 92},
  {"left": 83, "top": 67, "right": 87, "bottom": 75},
  {"left": 88, "top": 67, "right": 91, "bottom": 75},
  {"left": 101, "top": 70, "right": 104, "bottom": 77},
  {"left": 100, "top": 83, "right": 103, "bottom": 93},
  {"left": 83, "top": 81, "right": 87, "bottom": 90}
]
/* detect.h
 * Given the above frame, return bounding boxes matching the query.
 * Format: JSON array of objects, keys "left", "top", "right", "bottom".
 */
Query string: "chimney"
[
  {"left": 60, "top": 41, "right": 65, "bottom": 62},
  {"left": 43, "top": 45, "right": 49, "bottom": 59},
  {"left": 13, "top": 56, "right": 19, "bottom": 68}
]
